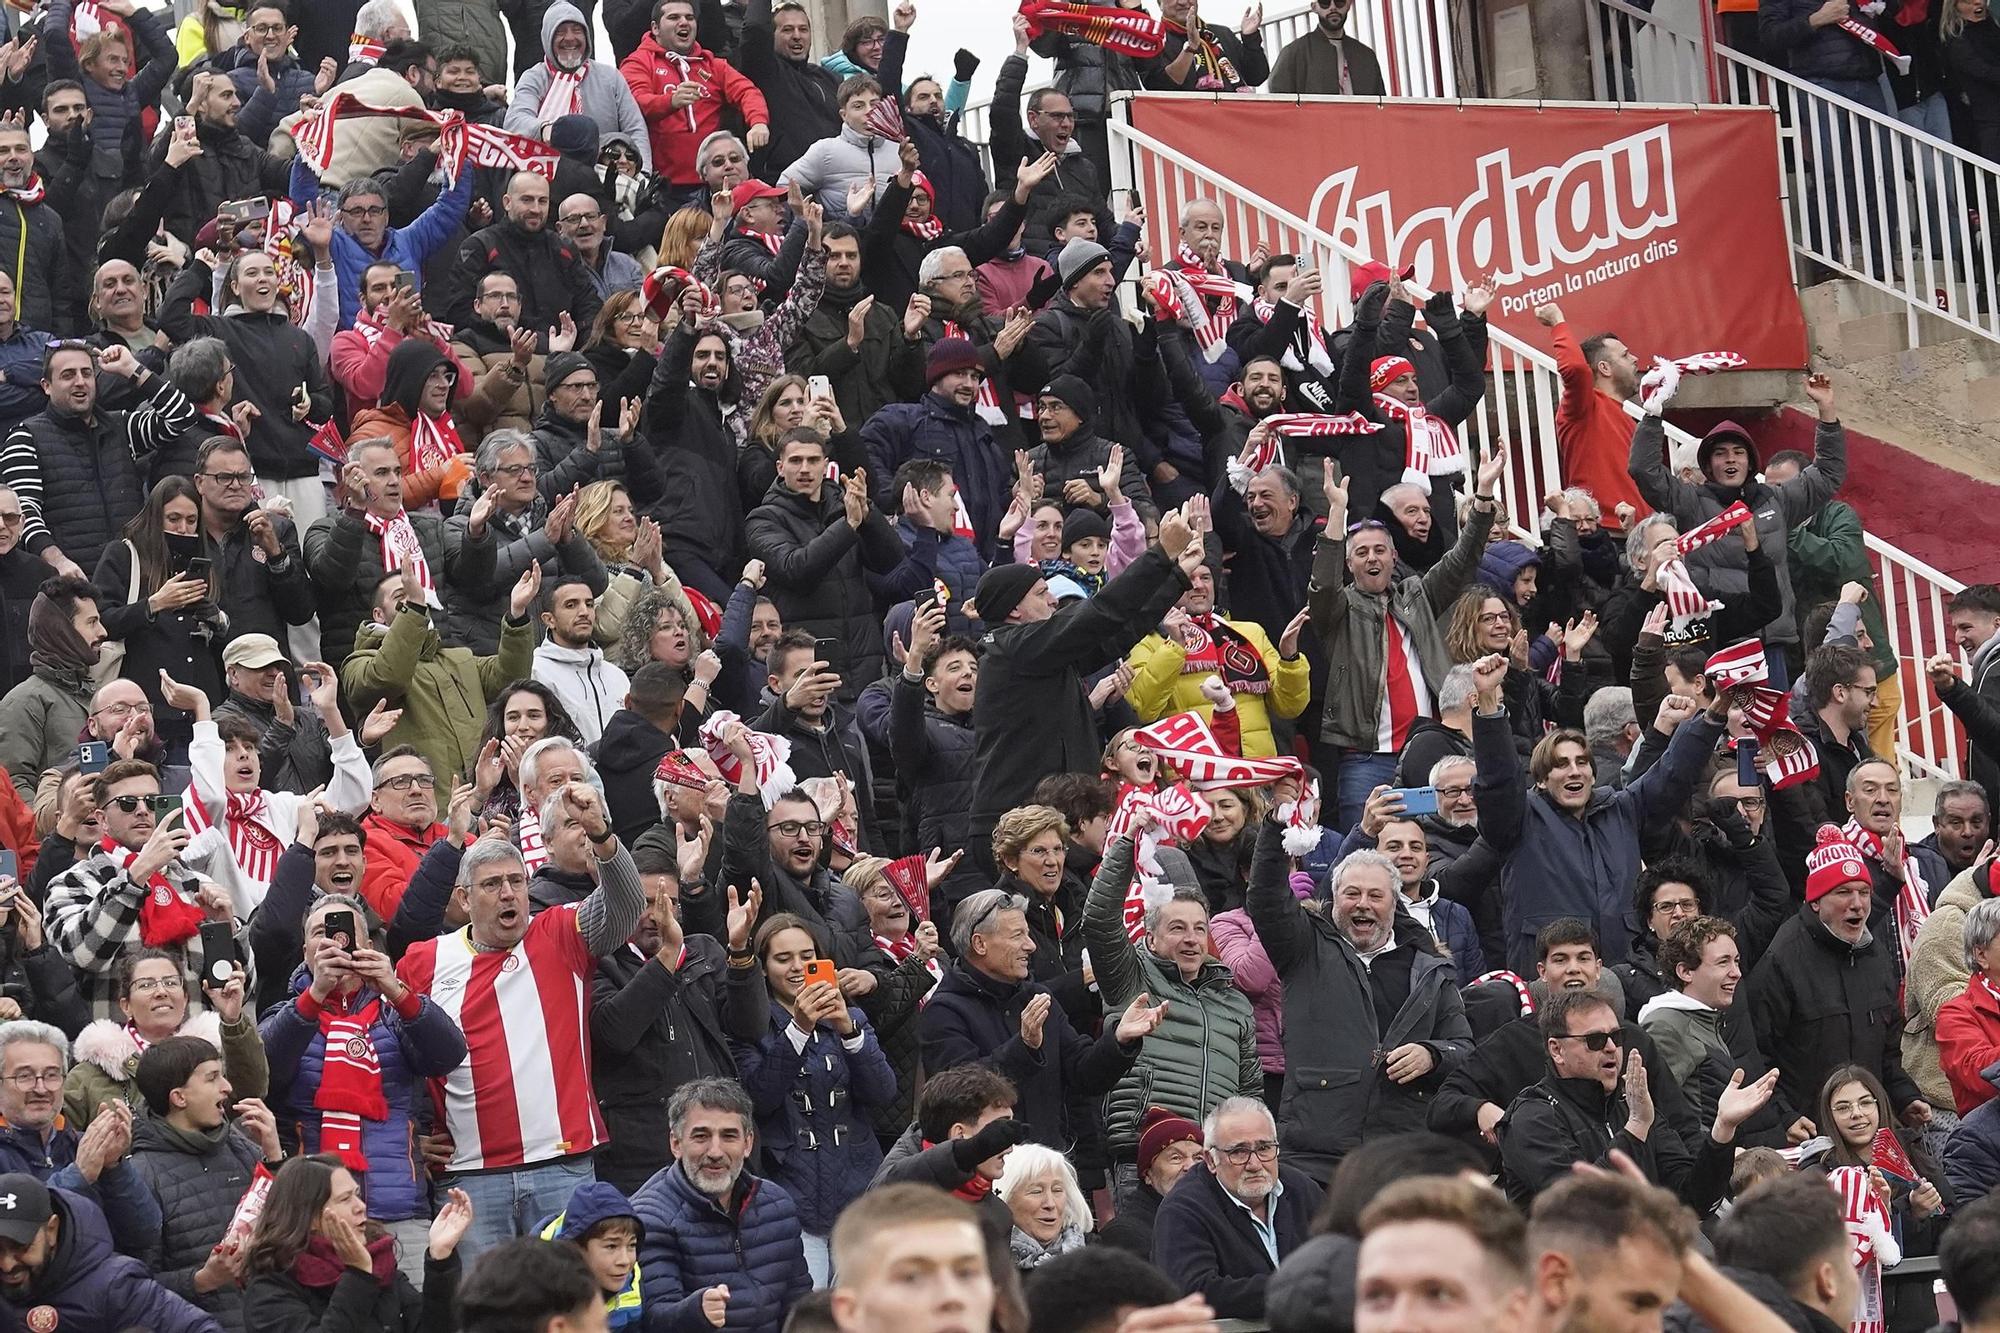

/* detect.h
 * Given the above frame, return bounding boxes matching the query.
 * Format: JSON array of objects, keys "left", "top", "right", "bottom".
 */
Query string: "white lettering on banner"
[{"left": 1307, "top": 125, "right": 1679, "bottom": 298}]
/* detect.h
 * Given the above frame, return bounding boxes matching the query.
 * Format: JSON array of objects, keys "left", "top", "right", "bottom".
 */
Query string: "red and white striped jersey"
[{"left": 397, "top": 906, "right": 604, "bottom": 1172}]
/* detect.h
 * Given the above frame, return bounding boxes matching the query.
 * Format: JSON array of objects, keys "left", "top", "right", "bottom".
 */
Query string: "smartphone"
[
  {"left": 184, "top": 557, "right": 212, "bottom": 581},
  {"left": 174, "top": 115, "right": 194, "bottom": 137},
  {"left": 198, "top": 920, "right": 241, "bottom": 989},
  {"left": 1295, "top": 254, "right": 1316, "bottom": 277},
  {"left": 812, "top": 636, "right": 838, "bottom": 666},
  {"left": 220, "top": 197, "right": 271, "bottom": 224},
  {"left": 1736, "top": 735, "right": 1760, "bottom": 787},
  {"left": 144, "top": 793, "right": 182, "bottom": 817},
  {"left": 77, "top": 741, "right": 109, "bottom": 774},
  {"left": 803, "top": 958, "right": 839, "bottom": 989},
  {"left": 393, "top": 269, "right": 418, "bottom": 292},
  {"left": 1385, "top": 786, "right": 1441, "bottom": 817},
  {"left": 0, "top": 851, "right": 16, "bottom": 882},
  {"left": 322, "top": 908, "right": 357, "bottom": 950},
  {"left": 807, "top": 374, "right": 832, "bottom": 400}
]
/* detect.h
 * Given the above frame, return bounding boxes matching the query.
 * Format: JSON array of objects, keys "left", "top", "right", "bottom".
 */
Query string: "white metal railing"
[
  {"left": 1585, "top": 0, "right": 2000, "bottom": 351},
  {"left": 1107, "top": 105, "right": 1972, "bottom": 780}
]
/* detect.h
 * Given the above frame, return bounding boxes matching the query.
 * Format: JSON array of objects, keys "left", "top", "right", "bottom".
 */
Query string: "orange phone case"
[{"left": 804, "top": 959, "right": 839, "bottom": 988}]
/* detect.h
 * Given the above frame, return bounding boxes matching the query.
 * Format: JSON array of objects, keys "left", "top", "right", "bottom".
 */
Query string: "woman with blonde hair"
[
  {"left": 581, "top": 289, "right": 662, "bottom": 424},
  {"left": 993, "top": 1144, "right": 1092, "bottom": 1271},
  {"left": 1443, "top": 585, "right": 1592, "bottom": 754},
  {"left": 573, "top": 480, "right": 712, "bottom": 657},
  {"left": 992, "top": 805, "right": 1094, "bottom": 1028},
  {"left": 657, "top": 207, "right": 714, "bottom": 274}
]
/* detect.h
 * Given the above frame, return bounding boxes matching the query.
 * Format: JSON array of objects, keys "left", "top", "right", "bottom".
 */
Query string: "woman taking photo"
[
  {"left": 739, "top": 376, "right": 859, "bottom": 513},
  {"left": 93, "top": 477, "right": 228, "bottom": 747},
  {"left": 731, "top": 912, "right": 898, "bottom": 1287},
  {"left": 66, "top": 947, "right": 266, "bottom": 1127},
  {"left": 242, "top": 1153, "right": 474, "bottom": 1333},
  {"left": 581, "top": 291, "right": 662, "bottom": 426}
]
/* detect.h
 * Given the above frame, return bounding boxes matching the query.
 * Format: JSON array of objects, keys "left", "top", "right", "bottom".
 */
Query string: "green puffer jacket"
[{"left": 1082, "top": 835, "right": 1261, "bottom": 1157}]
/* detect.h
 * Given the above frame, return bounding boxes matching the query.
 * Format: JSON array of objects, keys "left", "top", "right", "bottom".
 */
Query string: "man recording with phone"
[{"left": 44, "top": 759, "right": 250, "bottom": 1020}]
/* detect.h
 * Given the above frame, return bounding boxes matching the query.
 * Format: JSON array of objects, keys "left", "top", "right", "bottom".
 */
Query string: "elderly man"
[
  {"left": 352, "top": 745, "right": 448, "bottom": 921},
  {"left": 1922, "top": 780, "right": 1992, "bottom": 881},
  {"left": 444, "top": 170, "right": 603, "bottom": 332},
  {"left": 1212, "top": 461, "right": 1317, "bottom": 649},
  {"left": 921, "top": 883, "right": 1162, "bottom": 1151},
  {"left": 631, "top": 1077, "right": 809, "bottom": 1332},
  {"left": 511, "top": 737, "right": 598, "bottom": 874},
  {"left": 1082, "top": 832, "right": 1259, "bottom": 1184},
  {"left": 1747, "top": 825, "right": 1929, "bottom": 1127},
  {"left": 1310, "top": 446, "right": 1502, "bottom": 831},
  {"left": 1840, "top": 757, "right": 1950, "bottom": 942},
  {"left": 556, "top": 194, "right": 645, "bottom": 301},
  {"left": 1247, "top": 816, "right": 1473, "bottom": 1179},
  {"left": 88, "top": 260, "right": 155, "bottom": 359},
  {"left": 1497, "top": 988, "right": 1773, "bottom": 1207},
  {"left": 213, "top": 633, "right": 332, "bottom": 797},
  {"left": 1150, "top": 1097, "right": 1322, "bottom": 1320},
  {"left": 396, "top": 785, "right": 644, "bottom": 1256},
  {"left": 446, "top": 431, "right": 608, "bottom": 655},
  {"left": 1584, "top": 686, "right": 1640, "bottom": 788},
  {"left": 505, "top": 0, "right": 648, "bottom": 163}
]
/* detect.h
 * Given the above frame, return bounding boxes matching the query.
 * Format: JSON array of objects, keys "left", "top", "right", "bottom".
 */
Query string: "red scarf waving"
[
  {"left": 307, "top": 992, "right": 388, "bottom": 1170},
  {"left": 105, "top": 839, "right": 207, "bottom": 947}
]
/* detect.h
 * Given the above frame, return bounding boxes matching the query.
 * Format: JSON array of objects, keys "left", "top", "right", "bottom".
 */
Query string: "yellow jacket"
[{"left": 1127, "top": 618, "right": 1311, "bottom": 758}]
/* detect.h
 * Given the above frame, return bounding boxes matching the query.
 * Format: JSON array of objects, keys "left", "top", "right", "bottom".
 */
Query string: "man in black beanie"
[
  {"left": 1028, "top": 374, "right": 1155, "bottom": 524},
  {"left": 963, "top": 503, "right": 1203, "bottom": 895},
  {"left": 1017, "top": 238, "right": 1164, "bottom": 485}
]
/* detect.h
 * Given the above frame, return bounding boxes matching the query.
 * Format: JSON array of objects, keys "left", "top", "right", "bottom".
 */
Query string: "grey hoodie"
[{"left": 505, "top": 1, "right": 654, "bottom": 171}]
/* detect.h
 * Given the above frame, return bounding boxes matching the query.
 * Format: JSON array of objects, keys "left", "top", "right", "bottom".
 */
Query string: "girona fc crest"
[{"left": 25, "top": 1305, "right": 58, "bottom": 1332}]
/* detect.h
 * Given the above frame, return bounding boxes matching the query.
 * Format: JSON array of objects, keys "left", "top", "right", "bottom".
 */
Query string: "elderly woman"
[
  {"left": 991, "top": 805, "right": 1094, "bottom": 1030},
  {"left": 1936, "top": 897, "right": 2000, "bottom": 1117},
  {"left": 994, "top": 1143, "right": 1092, "bottom": 1270}
]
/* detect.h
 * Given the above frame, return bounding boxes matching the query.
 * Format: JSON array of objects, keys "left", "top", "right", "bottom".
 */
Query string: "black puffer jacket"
[
  {"left": 593, "top": 707, "right": 677, "bottom": 843},
  {"left": 590, "top": 933, "right": 766, "bottom": 1193},
  {"left": 127, "top": 1117, "right": 266, "bottom": 1332},
  {"left": 745, "top": 479, "right": 904, "bottom": 696},
  {"left": 442, "top": 219, "right": 602, "bottom": 332},
  {"left": 0, "top": 196, "right": 69, "bottom": 334},
  {"left": 146, "top": 119, "right": 291, "bottom": 246},
  {"left": 1030, "top": 24, "right": 1147, "bottom": 120},
  {"left": 644, "top": 321, "right": 747, "bottom": 583},
  {"left": 2, "top": 382, "right": 194, "bottom": 573}
]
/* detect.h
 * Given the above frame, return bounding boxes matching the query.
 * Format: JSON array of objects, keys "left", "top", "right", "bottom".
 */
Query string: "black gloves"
[
  {"left": 954, "top": 48, "right": 980, "bottom": 82},
  {"left": 952, "top": 1116, "right": 1035, "bottom": 1170}
]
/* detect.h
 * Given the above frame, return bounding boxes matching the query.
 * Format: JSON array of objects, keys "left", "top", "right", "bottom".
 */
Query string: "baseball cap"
[
  {"left": 222, "top": 633, "right": 287, "bottom": 671},
  {"left": 0, "top": 1175, "right": 52, "bottom": 1246},
  {"left": 730, "top": 180, "right": 786, "bottom": 213}
]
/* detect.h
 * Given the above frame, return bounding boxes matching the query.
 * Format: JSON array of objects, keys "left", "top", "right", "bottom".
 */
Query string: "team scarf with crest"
[{"left": 313, "top": 993, "right": 388, "bottom": 1170}]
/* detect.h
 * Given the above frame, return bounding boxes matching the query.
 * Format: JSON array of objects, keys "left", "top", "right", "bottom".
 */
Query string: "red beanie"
[
  {"left": 1805, "top": 825, "right": 1869, "bottom": 903},
  {"left": 1136, "top": 1106, "right": 1202, "bottom": 1179},
  {"left": 1370, "top": 356, "right": 1416, "bottom": 392}
]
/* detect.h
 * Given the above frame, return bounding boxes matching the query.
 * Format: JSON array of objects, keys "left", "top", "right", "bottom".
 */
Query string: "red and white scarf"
[
  {"left": 292, "top": 95, "right": 560, "bottom": 186},
  {"left": 1171, "top": 247, "right": 1247, "bottom": 363},
  {"left": 1017, "top": 0, "right": 1166, "bottom": 57},
  {"left": 646, "top": 48, "right": 704, "bottom": 134},
  {"left": 1832, "top": 1165, "right": 1898, "bottom": 1333},
  {"left": 641, "top": 265, "right": 720, "bottom": 321},
  {"left": 536, "top": 59, "right": 587, "bottom": 123},
  {"left": 698, "top": 711, "right": 797, "bottom": 807},
  {"left": 1129, "top": 710, "right": 1305, "bottom": 789},
  {"left": 1372, "top": 394, "right": 1466, "bottom": 490},
  {"left": 1656, "top": 556, "right": 1721, "bottom": 629},
  {"left": 1637, "top": 350, "right": 1748, "bottom": 405},
  {"left": 516, "top": 798, "right": 549, "bottom": 874},
  {"left": 349, "top": 307, "right": 456, "bottom": 352},
  {"left": 1106, "top": 781, "right": 1212, "bottom": 942},
  {"left": 1705, "top": 639, "right": 1768, "bottom": 689},
  {"left": 410, "top": 411, "right": 466, "bottom": 476},
  {"left": 740, "top": 228, "right": 785, "bottom": 257},
  {"left": 183, "top": 781, "right": 284, "bottom": 888},
  {"left": 314, "top": 994, "right": 387, "bottom": 1170},
  {"left": 2, "top": 176, "right": 46, "bottom": 206},
  {"left": 1162, "top": 17, "right": 1240, "bottom": 87},
  {"left": 903, "top": 213, "right": 944, "bottom": 241},
  {"left": 862, "top": 98, "right": 906, "bottom": 142},
  {"left": 1675, "top": 501, "right": 1755, "bottom": 555},
  {"left": 1842, "top": 819, "right": 1932, "bottom": 972},
  {"left": 103, "top": 838, "right": 207, "bottom": 947},
  {"left": 364, "top": 510, "right": 434, "bottom": 603},
  {"left": 1251, "top": 297, "right": 1335, "bottom": 376},
  {"left": 348, "top": 33, "right": 386, "bottom": 63},
  {"left": 1735, "top": 687, "right": 1824, "bottom": 791},
  {"left": 1839, "top": 18, "right": 1913, "bottom": 72}
]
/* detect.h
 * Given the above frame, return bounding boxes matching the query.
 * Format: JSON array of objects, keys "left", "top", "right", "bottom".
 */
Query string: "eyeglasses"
[
  {"left": 248, "top": 21, "right": 287, "bottom": 34},
  {"left": 768, "top": 819, "right": 827, "bottom": 838},
  {"left": 128, "top": 976, "right": 185, "bottom": 995},
  {"left": 340, "top": 204, "right": 388, "bottom": 219},
  {"left": 1434, "top": 784, "right": 1471, "bottom": 800},
  {"left": 200, "top": 471, "right": 254, "bottom": 487},
  {"left": 1477, "top": 611, "right": 1513, "bottom": 624},
  {"left": 93, "top": 700, "right": 153, "bottom": 719},
  {"left": 934, "top": 268, "right": 975, "bottom": 283},
  {"left": 560, "top": 211, "right": 603, "bottom": 225},
  {"left": 1845, "top": 681, "right": 1880, "bottom": 697},
  {"left": 1218, "top": 1141, "right": 1279, "bottom": 1165},
  {"left": 1345, "top": 518, "right": 1390, "bottom": 536},
  {"left": 1035, "top": 109, "right": 1076, "bottom": 121},
  {"left": 0, "top": 511, "right": 20, "bottom": 526},
  {"left": 614, "top": 310, "right": 651, "bottom": 324},
  {"left": 488, "top": 461, "right": 536, "bottom": 477},
  {"left": 1, "top": 1069, "right": 63, "bottom": 1089},
  {"left": 377, "top": 772, "right": 434, "bottom": 791},
  {"left": 1650, "top": 897, "right": 1700, "bottom": 916},
  {"left": 1554, "top": 1029, "right": 1622, "bottom": 1051}
]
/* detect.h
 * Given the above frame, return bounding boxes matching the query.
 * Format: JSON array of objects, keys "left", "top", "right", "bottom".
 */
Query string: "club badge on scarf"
[
  {"left": 1733, "top": 687, "right": 1822, "bottom": 790},
  {"left": 1107, "top": 783, "right": 1211, "bottom": 942},
  {"left": 699, "top": 711, "right": 797, "bottom": 808},
  {"left": 1130, "top": 711, "right": 1305, "bottom": 789},
  {"left": 1017, "top": 0, "right": 1166, "bottom": 57},
  {"left": 862, "top": 98, "right": 906, "bottom": 142},
  {"left": 316, "top": 996, "right": 388, "bottom": 1170},
  {"left": 181, "top": 779, "right": 284, "bottom": 887},
  {"left": 1704, "top": 640, "right": 1768, "bottom": 690}
]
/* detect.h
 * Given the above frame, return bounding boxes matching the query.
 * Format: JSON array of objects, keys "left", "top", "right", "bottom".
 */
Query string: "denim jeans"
[
  {"left": 443, "top": 1157, "right": 596, "bottom": 1260},
  {"left": 1335, "top": 750, "right": 1400, "bottom": 834},
  {"left": 1897, "top": 93, "right": 1962, "bottom": 259},
  {"left": 1805, "top": 75, "right": 1902, "bottom": 275},
  {"left": 803, "top": 1232, "right": 832, "bottom": 1288}
]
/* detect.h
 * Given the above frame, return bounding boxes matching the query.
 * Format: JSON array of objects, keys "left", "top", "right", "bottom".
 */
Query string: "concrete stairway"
[{"left": 1798, "top": 278, "right": 2000, "bottom": 484}]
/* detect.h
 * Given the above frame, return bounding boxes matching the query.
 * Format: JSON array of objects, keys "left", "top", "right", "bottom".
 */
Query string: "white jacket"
[
  {"left": 186, "top": 719, "right": 371, "bottom": 916},
  {"left": 778, "top": 126, "right": 903, "bottom": 215},
  {"left": 533, "top": 641, "right": 631, "bottom": 745}
]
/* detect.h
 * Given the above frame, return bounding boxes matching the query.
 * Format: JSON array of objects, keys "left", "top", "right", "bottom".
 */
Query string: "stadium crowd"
[{"left": 0, "top": 0, "right": 1992, "bottom": 1329}]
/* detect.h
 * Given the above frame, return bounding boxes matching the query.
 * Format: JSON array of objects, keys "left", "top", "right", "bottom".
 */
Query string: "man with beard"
[
  {"left": 1270, "top": 0, "right": 1385, "bottom": 93},
  {"left": 863, "top": 336, "right": 1017, "bottom": 561},
  {"left": 1631, "top": 373, "right": 1844, "bottom": 688},
  {"left": 527, "top": 353, "right": 639, "bottom": 507},
  {"left": 785, "top": 223, "right": 924, "bottom": 430},
  {"left": 444, "top": 169, "right": 603, "bottom": 332},
  {"left": 644, "top": 303, "right": 746, "bottom": 602},
  {"left": 213, "top": 633, "right": 331, "bottom": 797},
  {"left": 451, "top": 273, "right": 559, "bottom": 436},
  {"left": 534, "top": 578, "right": 629, "bottom": 745},
  {"left": 297, "top": 167, "right": 471, "bottom": 332},
  {"left": 1499, "top": 986, "right": 1775, "bottom": 1207},
  {"left": 620, "top": 0, "right": 765, "bottom": 199},
  {"left": 1017, "top": 240, "right": 1158, "bottom": 475},
  {"left": 0, "top": 119, "right": 70, "bottom": 340},
  {"left": 0, "top": 1174, "right": 217, "bottom": 1333},
  {"left": 191, "top": 437, "right": 316, "bottom": 647},
  {"left": 736, "top": 0, "right": 837, "bottom": 179},
  {"left": 876, "top": 24, "right": 985, "bottom": 232},
  {"left": 1127, "top": 560, "right": 1309, "bottom": 759},
  {"left": 149, "top": 74, "right": 291, "bottom": 247},
  {"left": 1150, "top": 1097, "right": 1321, "bottom": 1321},
  {"left": 1226, "top": 263, "right": 1338, "bottom": 415},
  {"left": 590, "top": 846, "right": 764, "bottom": 1193},
  {"left": 507, "top": 2, "right": 649, "bottom": 171},
  {"left": 859, "top": 136, "right": 1043, "bottom": 313},
  {"left": 1149, "top": 0, "right": 1268, "bottom": 91},
  {"left": 0, "top": 344, "right": 195, "bottom": 581},
  {"left": 36, "top": 77, "right": 143, "bottom": 341},
  {"left": 631, "top": 1078, "right": 809, "bottom": 1331},
  {"left": 1747, "top": 825, "right": 1929, "bottom": 1124},
  {"left": 1536, "top": 302, "right": 1647, "bottom": 528}
]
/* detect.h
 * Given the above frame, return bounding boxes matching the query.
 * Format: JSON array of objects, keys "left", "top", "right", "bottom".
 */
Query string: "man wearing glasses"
[
  {"left": 1498, "top": 988, "right": 1775, "bottom": 1206},
  {"left": 556, "top": 194, "right": 645, "bottom": 301},
  {"left": 1269, "top": 0, "right": 1386, "bottom": 95},
  {"left": 189, "top": 435, "right": 316, "bottom": 649},
  {"left": 1150, "top": 1096, "right": 1323, "bottom": 1321},
  {"left": 288, "top": 140, "right": 472, "bottom": 333}
]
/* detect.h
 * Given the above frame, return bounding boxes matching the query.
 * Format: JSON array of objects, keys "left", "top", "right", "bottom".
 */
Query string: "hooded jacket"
[
  {"left": 534, "top": 640, "right": 632, "bottom": 745},
  {"left": 745, "top": 478, "right": 905, "bottom": 696},
  {"left": 0, "top": 1188, "right": 220, "bottom": 1333},
  {"left": 508, "top": 3, "right": 654, "bottom": 171},
  {"left": 1126, "top": 616, "right": 1312, "bottom": 760},
  {"left": 350, "top": 338, "right": 483, "bottom": 511},
  {"left": 1628, "top": 414, "right": 1845, "bottom": 648},
  {"left": 619, "top": 29, "right": 766, "bottom": 186},
  {"left": 128, "top": 1116, "right": 267, "bottom": 1331}
]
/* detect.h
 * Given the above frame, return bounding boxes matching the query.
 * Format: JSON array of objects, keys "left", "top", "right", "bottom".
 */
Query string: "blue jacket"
[
  {"left": 873, "top": 518, "right": 987, "bottom": 615},
  {"left": 1946, "top": 1095, "right": 2000, "bottom": 1206},
  {"left": 291, "top": 157, "right": 474, "bottom": 329},
  {"left": 730, "top": 1002, "right": 897, "bottom": 1234},
  {"left": 218, "top": 46, "right": 320, "bottom": 147},
  {"left": 632, "top": 1161, "right": 810, "bottom": 1333},
  {"left": 860, "top": 392, "right": 1012, "bottom": 561},
  {"left": 259, "top": 974, "right": 468, "bottom": 1223},
  {"left": 0, "top": 1188, "right": 221, "bottom": 1333},
  {"left": 0, "top": 1118, "right": 163, "bottom": 1258}
]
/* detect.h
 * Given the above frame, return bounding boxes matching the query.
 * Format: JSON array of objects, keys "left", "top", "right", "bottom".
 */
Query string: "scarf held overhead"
[{"left": 1017, "top": 0, "right": 1166, "bottom": 57}]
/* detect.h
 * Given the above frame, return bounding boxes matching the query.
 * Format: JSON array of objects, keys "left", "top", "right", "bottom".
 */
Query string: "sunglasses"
[{"left": 1554, "top": 1029, "right": 1622, "bottom": 1052}]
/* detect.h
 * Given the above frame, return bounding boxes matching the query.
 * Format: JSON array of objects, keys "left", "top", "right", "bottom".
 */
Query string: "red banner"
[{"left": 1128, "top": 97, "right": 1808, "bottom": 369}]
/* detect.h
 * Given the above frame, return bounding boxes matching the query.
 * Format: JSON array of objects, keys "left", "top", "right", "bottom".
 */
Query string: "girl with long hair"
[
  {"left": 474, "top": 681, "right": 582, "bottom": 827},
  {"left": 93, "top": 477, "right": 226, "bottom": 741}
]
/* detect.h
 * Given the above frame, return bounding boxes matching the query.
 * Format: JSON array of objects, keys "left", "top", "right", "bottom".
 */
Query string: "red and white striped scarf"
[
  {"left": 1171, "top": 247, "right": 1245, "bottom": 364},
  {"left": 1675, "top": 501, "right": 1755, "bottom": 555},
  {"left": 1842, "top": 819, "right": 1932, "bottom": 972},
  {"left": 348, "top": 33, "right": 386, "bottom": 63},
  {"left": 1839, "top": 18, "right": 1913, "bottom": 71},
  {"left": 292, "top": 95, "right": 561, "bottom": 186},
  {"left": 410, "top": 411, "right": 466, "bottom": 475},
  {"left": 902, "top": 214, "right": 944, "bottom": 241},
  {"left": 2, "top": 176, "right": 47, "bottom": 206},
  {"left": 535, "top": 60, "right": 587, "bottom": 123},
  {"left": 184, "top": 781, "right": 284, "bottom": 887},
  {"left": 350, "top": 307, "right": 456, "bottom": 351},
  {"left": 1250, "top": 297, "right": 1335, "bottom": 376},
  {"left": 1656, "top": 556, "right": 1720, "bottom": 628},
  {"left": 740, "top": 228, "right": 785, "bottom": 256},
  {"left": 1129, "top": 710, "right": 1305, "bottom": 789},
  {"left": 1106, "top": 781, "right": 1212, "bottom": 942},
  {"left": 1372, "top": 393, "right": 1466, "bottom": 487},
  {"left": 69, "top": 0, "right": 107, "bottom": 40},
  {"left": 862, "top": 98, "right": 906, "bottom": 142},
  {"left": 648, "top": 50, "right": 701, "bottom": 131},
  {"left": 1832, "top": 1165, "right": 1896, "bottom": 1333},
  {"left": 516, "top": 799, "right": 549, "bottom": 874},
  {"left": 1638, "top": 350, "right": 1748, "bottom": 404},
  {"left": 698, "top": 710, "right": 797, "bottom": 807},
  {"left": 363, "top": 510, "right": 434, "bottom": 601},
  {"left": 315, "top": 994, "right": 387, "bottom": 1170}
]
